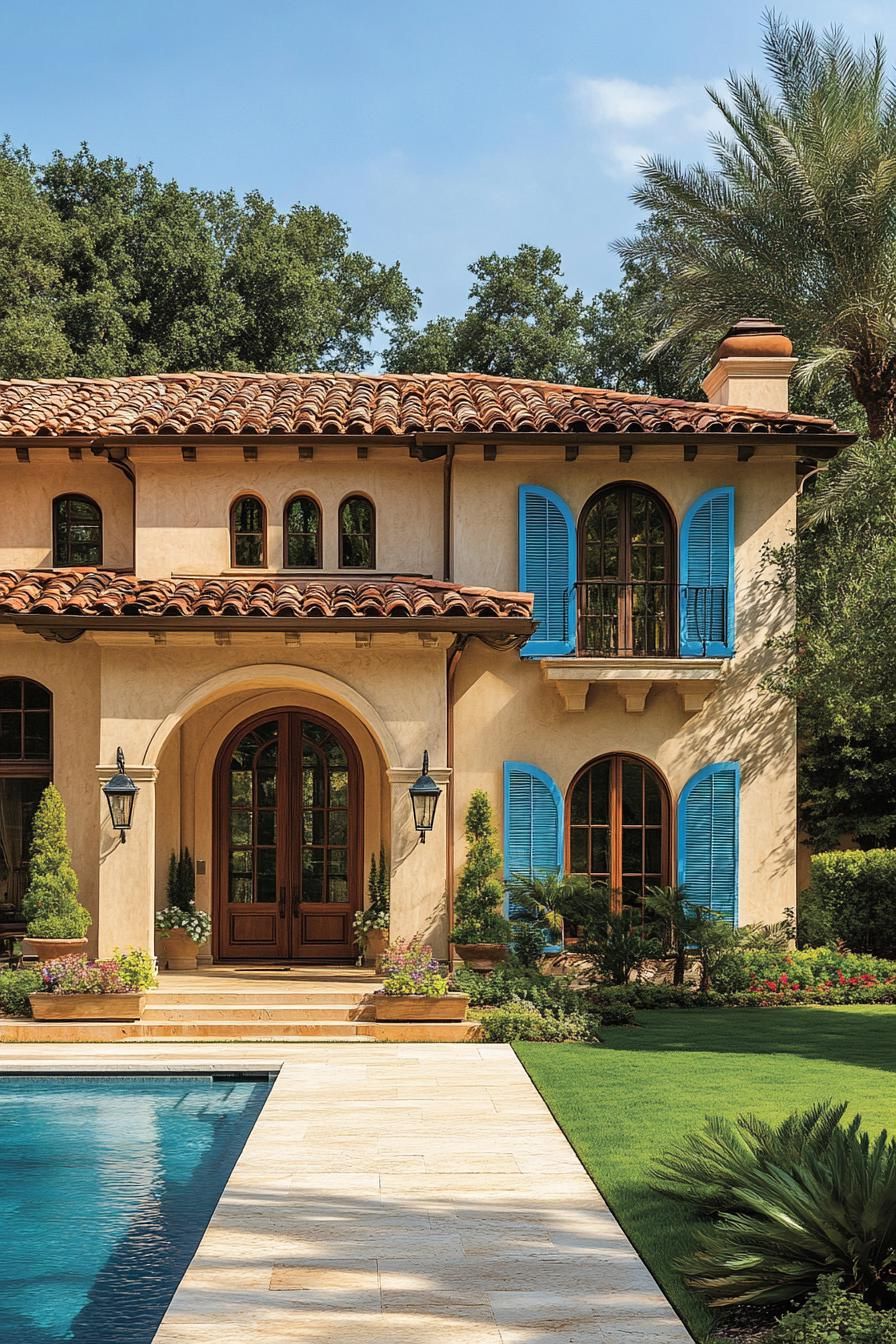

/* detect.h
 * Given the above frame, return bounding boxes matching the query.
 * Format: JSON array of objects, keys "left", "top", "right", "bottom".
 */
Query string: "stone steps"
[
  {"left": 0, "top": 1018, "right": 481, "bottom": 1043},
  {"left": 143, "top": 1002, "right": 377, "bottom": 1023}
]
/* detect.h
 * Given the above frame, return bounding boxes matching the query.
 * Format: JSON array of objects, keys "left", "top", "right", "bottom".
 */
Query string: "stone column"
[
  {"left": 95, "top": 762, "right": 158, "bottom": 957},
  {"left": 387, "top": 765, "right": 452, "bottom": 957}
]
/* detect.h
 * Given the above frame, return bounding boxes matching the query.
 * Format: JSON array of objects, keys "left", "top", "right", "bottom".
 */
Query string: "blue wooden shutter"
[
  {"left": 679, "top": 487, "right": 735, "bottom": 656},
  {"left": 518, "top": 486, "right": 576, "bottom": 657},
  {"left": 503, "top": 761, "right": 564, "bottom": 952},
  {"left": 677, "top": 762, "right": 740, "bottom": 924}
]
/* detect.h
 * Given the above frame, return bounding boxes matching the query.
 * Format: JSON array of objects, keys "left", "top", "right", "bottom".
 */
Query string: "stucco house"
[{"left": 0, "top": 320, "right": 851, "bottom": 964}]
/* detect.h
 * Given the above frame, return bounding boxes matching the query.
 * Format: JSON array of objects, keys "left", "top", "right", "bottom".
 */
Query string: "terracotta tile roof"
[
  {"left": 0, "top": 570, "right": 533, "bottom": 625},
  {"left": 0, "top": 371, "right": 843, "bottom": 438}
]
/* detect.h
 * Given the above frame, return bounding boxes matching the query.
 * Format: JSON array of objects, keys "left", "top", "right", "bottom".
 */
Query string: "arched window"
[
  {"left": 567, "top": 754, "right": 670, "bottom": 913},
  {"left": 284, "top": 495, "right": 321, "bottom": 568},
  {"left": 0, "top": 679, "right": 52, "bottom": 917},
  {"left": 230, "top": 496, "right": 266, "bottom": 568},
  {"left": 53, "top": 494, "right": 102, "bottom": 566},
  {"left": 579, "top": 485, "right": 674, "bottom": 655},
  {"left": 339, "top": 495, "right": 375, "bottom": 569}
]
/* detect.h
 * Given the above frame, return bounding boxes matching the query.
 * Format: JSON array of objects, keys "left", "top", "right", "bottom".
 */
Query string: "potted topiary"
[
  {"left": 21, "top": 784, "right": 92, "bottom": 962},
  {"left": 353, "top": 848, "right": 390, "bottom": 967},
  {"left": 373, "top": 934, "right": 469, "bottom": 1021},
  {"left": 155, "top": 849, "right": 211, "bottom": 971},
  {"left": 29, "top": 948, "right": 157, "bottom": 1021},
  {"left": 450, "top": 790, "right": 512, "bottom": 972}
]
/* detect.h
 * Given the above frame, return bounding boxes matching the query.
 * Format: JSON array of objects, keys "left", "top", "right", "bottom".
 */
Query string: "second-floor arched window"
[
  {"left": 578, "top": 484, "right": 674, "bottom": 656},
  {"left": 339, "top": 495, "right": 375, "bottom": 569},
  {"left": 284, "top": 495, "right": 321, "bottom": 568},
  {"left": 53, "top": 495, "right": 102, "bottom": 566},
  {"left": 231, "top": 496, "right": 266, "bottom": 568}
]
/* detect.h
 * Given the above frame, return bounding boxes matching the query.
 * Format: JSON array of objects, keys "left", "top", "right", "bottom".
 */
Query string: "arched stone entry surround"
[{"left": 95, "top": 660, "right": 451, "bottom": 959}]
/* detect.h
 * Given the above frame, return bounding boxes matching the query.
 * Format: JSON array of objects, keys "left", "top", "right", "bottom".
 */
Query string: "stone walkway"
[{"left": 0, "top": 1042, "right": 691, "bottom": 1342}]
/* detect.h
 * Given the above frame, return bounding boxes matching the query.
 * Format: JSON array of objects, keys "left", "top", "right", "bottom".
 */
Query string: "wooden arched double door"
[{"left": 214, "top": 710, "right": 361, "bottom": 961}]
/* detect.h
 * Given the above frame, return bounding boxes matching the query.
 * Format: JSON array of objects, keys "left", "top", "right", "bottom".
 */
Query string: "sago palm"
[{"left": 619, "top": 15, "right": 896, "bottom": 437}]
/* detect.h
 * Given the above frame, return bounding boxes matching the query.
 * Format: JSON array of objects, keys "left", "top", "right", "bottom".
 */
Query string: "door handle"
[
  {"left": 279, "top": 886, "right": 286, "bottom": 919},
  {"left": 292, "top": 884, "right": 301, "bottom": 917}
]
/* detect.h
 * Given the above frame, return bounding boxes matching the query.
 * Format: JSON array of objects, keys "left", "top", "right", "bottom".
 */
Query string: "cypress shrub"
[{"left": 22, "top": 784, "right": 91, "bottom": 939}]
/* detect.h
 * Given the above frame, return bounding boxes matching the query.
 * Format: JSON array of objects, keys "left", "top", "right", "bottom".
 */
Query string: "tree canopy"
[
  {"left": 0, "top": 140, "right": 417, "bottom": 379},
  {"left": 618, "top": 14, "right": 896, "bottom": 437}
]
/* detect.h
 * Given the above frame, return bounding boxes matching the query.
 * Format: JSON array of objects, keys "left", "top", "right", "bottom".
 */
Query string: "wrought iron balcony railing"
[{"left": 573, "top": 580, "right": 728, "bottom": 658}]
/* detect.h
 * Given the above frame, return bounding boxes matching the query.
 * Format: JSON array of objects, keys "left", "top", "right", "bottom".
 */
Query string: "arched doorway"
[
  {"left": 214, "top": 709, "right": 362, "bottom": 961},
  {"left": 578, "top": 484, "right": 676, "bottom": 655}
]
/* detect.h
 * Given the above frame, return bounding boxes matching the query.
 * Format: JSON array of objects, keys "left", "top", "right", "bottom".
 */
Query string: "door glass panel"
[{"left": 226, "top": 720, "right": 278, "bottom": 906}]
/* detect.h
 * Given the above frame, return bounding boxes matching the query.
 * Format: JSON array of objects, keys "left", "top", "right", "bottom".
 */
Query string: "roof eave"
[{"left": 3, "top": 612, "right": 536, "bottom": 637}]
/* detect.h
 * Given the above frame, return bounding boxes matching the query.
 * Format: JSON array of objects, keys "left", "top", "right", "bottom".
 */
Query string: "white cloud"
[{"left": 571, "top": 74, "right": 724, "bottom": 177}]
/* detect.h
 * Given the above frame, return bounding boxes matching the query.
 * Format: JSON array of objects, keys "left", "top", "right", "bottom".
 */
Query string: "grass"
[{"left": 516, "top": 1007, "right": 896, "bottom": 1343}]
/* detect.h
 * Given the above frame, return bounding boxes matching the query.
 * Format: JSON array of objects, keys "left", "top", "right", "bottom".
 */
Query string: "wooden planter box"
[
  {"left": 374, "top": 992, "right": 469, "bottom": 1022},
  {"left": 29, "top": 992, "right": 147, "bottom": 1022}
]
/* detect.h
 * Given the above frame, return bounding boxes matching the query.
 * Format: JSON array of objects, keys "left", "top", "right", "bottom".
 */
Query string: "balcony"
[{"left": 541, "top": 581, "right": 729, "bottom": 714}]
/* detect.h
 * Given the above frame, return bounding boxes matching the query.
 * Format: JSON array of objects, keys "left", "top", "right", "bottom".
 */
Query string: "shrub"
[
  {"left": 597, "top": 1001, "right": 638, "bottom": 1026},
  {"left": 115, "top": 947, "right": 158, "bottom": 991},
  {"left": 660, "top": 1103, "right": 896, "bottom": 1308},
  {"left": 354, "top": 848, "right": 390, "bottom": 947},
  {"left": 479, "top": 1003, "right": 600, "bottom": 1043},
  {"left": 510, "top": 918, "right": 547, "bottom": 967},
  {"left": 40, "top": 949, "right": 158, "bottom": 995},
  {"left": 22, "top": 784, "right": 91, "bottom": 939},
  {"left": 155, "top": 904, "right": 212, "bottom": 943},
  {"left": 451, "top": 963, "right": 582, "bottom": 1013},
  {"left": 450, "top": 791, "right": 511, "bottom": 945},
  {"left": 768, "top": 1277, "right": 896, "bottom": 1343},
  {"left": 800, "top": 850, "right": 896, "bottom": 957},
  {"left": 166, "top": 848, "right": 195, "bottom": 912},
  {"left": 0, "top": 966, "right": 43, "bottom": 1017}
]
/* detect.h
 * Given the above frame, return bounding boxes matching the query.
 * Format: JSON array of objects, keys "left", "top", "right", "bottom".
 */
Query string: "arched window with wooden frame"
[
  {"left": 53, "top": 494, "right": 102, "bottom": 566},
  {"left": 578, "top": 484, "right": 675, "bottom": 656},
  {"left": 230, "top": 495, "right": 267, "bottom": 568},
  {"left": 0, "top": 678, "right": 52, "bottom": 919},
  {"left": 339, "top": 495, "right": 375, "bottom": 569},
  {"left": 283, "top": 494, "right": 322, "bottom": 568},
  {"left": 567, "top": 754, "right": 670, "bottom": 914}
]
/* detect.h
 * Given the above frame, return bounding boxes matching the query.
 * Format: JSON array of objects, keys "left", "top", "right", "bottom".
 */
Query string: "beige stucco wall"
[
  {"left": 0, "top": 451, "right": 133, "bottom": 570},
  {"left": 451, "top": 447, "right": 798, "bottom": 927},
  {"left": 131, "top": 447, "right": 443, "bottom": 578},
  {"left": 0, "top": 436, "right": 801, "bottom": 958}
]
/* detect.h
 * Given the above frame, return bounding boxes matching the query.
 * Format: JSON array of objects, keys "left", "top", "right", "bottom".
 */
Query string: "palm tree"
[{"left": 619, "top": 15, "right": 896, "bottom": 438}]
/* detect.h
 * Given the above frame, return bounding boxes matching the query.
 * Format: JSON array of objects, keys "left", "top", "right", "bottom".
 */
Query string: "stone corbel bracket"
[{"left": 540, "top": 657, "right": 726, "bottom": 714}]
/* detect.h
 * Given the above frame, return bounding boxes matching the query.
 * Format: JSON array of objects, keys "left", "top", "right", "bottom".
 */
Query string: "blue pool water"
[{"left": 0, "top": 1073, "right": 270, "bottom": 1344}]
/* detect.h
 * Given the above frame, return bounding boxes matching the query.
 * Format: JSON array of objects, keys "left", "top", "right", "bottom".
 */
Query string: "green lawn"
[{"left": 516, "top": 1007, "right": 896, "bottom": 1343}]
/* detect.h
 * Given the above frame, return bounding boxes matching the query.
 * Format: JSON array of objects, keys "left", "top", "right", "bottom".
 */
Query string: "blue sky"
[{"left": 3, "top": 1, "right": 892, "bottom": 321}]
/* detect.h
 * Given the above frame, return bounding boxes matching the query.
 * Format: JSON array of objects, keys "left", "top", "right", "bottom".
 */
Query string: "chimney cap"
[{"left": 712, "top": 317, "right": 792, "bottom": 365}]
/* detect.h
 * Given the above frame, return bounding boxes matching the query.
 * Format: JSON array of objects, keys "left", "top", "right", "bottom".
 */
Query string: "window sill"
[{"left": 540, "top": 656, "right": 727, "bottom": 714}]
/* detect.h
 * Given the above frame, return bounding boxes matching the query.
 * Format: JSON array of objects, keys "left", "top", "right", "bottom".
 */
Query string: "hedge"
[{"left": 799, "top": 850, "right": 896, "bottom": 957}]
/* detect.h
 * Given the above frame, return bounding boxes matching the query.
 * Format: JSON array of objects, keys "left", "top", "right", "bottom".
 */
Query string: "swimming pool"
[{"left": 0, "top": 1072, "right": 271, "bottom": 1344}]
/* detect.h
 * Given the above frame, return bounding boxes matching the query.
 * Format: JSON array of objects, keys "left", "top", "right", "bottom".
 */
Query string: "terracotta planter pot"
[
  {"left": 30, "top": 992, "right": 147, "bottom": 1022},
  {"left": 21, "top": 937, "right": 89, "bottom": 963},
  {"left": 364, "top": 927, "right": 388, "bottom": 968},
  {"left": 374, "top": 992, "right": 469, "bottom": 1022},
  {"left": 160, "top": 927, "right": 199, "bottom": 971},
  {"left": 453, "top": 942, "right": 507, "bottom": 972}
]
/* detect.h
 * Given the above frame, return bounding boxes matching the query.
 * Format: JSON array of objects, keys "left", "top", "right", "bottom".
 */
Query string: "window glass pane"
[
  {"left": 287, "top": 533, "right": 318, "bottom": 567},
  {"left": 0, "top": 681, "right": 21, "bottom": 710},
  {"left": 256, "top": 810, "right": 276, "bottom": 847},
  {"left": 234, "top": 534, "right": 263, "bottom": 567},
  {"left": 230, "top": 810, "right": 250, "bottom": 846},
  {"left": 644, "top": 776, "right": 662, "bottom": 825},
  {"left": 230, "top": 851, "right": 251, "bottom": 875},
  {"left": 622, "top": 827, "right": 643, "bottom": 873},
  {"left": 569, "top": 828, "right": 588, "bottom": 872},
  {"left": 230, "top": 770, "right": 252, "bottom": 805},
  {"left": 229, "top": 874, "right": 252, "bottom": 903},
  {"left": 645, "top": 828, "right": 662, "bottom": 875},
  {"left": 329, "top": 769, "right": 348, "bottom": 807},
  {"left": 22, "top": 682, "right": 50, "bottom": 711},
  {"left": 0, "top": 777, "right": 48, "bottom": 913},
  {"left": 23, "top": 715, "right": 50, "bottom": 760},
  {"left": 0, "top": 714, "right": 20, "bottom": 759},
  {"left": 329, "top": 810, "right": 348, "bottom": 845},
  {"left": 256, "top": 874, "right": 277, "bottom": 903},
  {"left": 590, "top": 829, "right": 610, "bottom": 875},
  {"left": 235, "top": 498, "right": 262, "bottom": 531},
  {"left": 589, "top": 761, "right": 610, "bottom": 824},
  {"left": 340, "top": 497, "right": 374, "bottom": 568},
  {"left": 621, "top": 762, "right": 643, "bottom": 823},
  {"left": 328, "top": 875, "right": 348, "bottom": 903},
  {"left": 570, "top": 778, "right": 589, "bottom": 825}
]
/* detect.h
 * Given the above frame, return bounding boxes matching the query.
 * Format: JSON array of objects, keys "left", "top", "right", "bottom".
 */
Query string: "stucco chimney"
[{"left": 701, "top": 317, "right": 796, "bottom": 413}]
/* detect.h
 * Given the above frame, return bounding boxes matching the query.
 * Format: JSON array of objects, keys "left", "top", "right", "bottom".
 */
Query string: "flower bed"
[
  {"left": 29, "top": 950, "right": 157, "bottom": 1021},
  {"left": 373, "top": 935, "right": 468, "bottom": 1022}
]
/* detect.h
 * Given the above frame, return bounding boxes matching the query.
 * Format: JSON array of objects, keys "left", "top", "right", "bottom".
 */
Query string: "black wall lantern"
[
  {"left": 408, "top": 751, "right": 441, "bottom": 843},
  {"left": 102, "top": 747, "right": 139, "bottom": 843}
]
